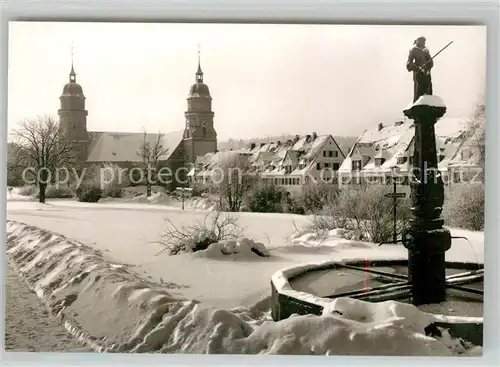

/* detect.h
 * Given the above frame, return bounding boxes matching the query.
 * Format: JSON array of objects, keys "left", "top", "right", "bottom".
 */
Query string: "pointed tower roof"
[
  {"left": 69, "top": 43, "right": 77, "bottom": 83},
  {"left": 195, "top": 42, "right": 204, "bottom": 83},
  {"left": 61, "top": 44, "right": 84, "bottom": 98},
  {"left": 189, "top": 44, "right": 211, "bottom": 99}
]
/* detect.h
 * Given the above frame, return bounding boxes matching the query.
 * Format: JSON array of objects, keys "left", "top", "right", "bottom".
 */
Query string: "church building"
[{"left": 58, "top": 54, "right": 217, "bottom": 190}]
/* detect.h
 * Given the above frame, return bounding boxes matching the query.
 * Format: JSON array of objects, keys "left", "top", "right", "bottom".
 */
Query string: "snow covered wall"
[{"left": 6, "top": 221, "right": 482, "bottom": 355}]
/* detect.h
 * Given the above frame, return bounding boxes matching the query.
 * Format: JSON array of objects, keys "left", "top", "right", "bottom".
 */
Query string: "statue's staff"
[{"left": 417, "top": 41, "right": 454, "bottom": 74}]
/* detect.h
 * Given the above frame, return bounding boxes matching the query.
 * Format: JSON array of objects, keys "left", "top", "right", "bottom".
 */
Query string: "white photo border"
[{"left": 1, "top": 0, "right": 498, "bottom": 366}]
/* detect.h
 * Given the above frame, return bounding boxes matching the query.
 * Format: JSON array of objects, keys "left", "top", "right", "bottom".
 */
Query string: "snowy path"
[
  {"left": 5, "top": 265, "right": 91, "bottom": 352},
  {"left": 6, "top": 200, "right": 483, "bottom": 309}
]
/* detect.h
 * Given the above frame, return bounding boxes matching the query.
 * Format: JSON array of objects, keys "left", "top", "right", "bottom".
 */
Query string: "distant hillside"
[{"left": 218, "top": 134, "right": 357, "bottom": 156}]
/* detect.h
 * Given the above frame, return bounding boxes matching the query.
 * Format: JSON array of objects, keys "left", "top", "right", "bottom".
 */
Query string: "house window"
[
  {"left": 333, "top": 162, "right": 340, "bottom": 171},
  {"left": 352, "top": 160, "right": 362, "bottom": 171},
  {"left": 324, "top": 162, "right": 331, "bottom": 168},
  {"left": 334, "top": 151, "right": 338, "bottom": 157},
  {"left": 328, "top": 151, "right": 333, "bottom": 157},
  {"left": 316, "top": 162, "right": 321, "bottom": 170},
  {"left": 460, "top": 150, "right": 470, "bottom": 161},
  {"left": 323, "top": 151, "right": 327, "bottom": 157},
  {"left": 397, "top": 156, "right": 407, "bottom": 165},
  {"left": 202, "top": 127, "right": 207, "bottom": 137},
  {"left": 439, "top": 154, "right": 446, "bottom": 162},
  {"left": 375, "top": 158, "right": 385, "bottom": 167}
]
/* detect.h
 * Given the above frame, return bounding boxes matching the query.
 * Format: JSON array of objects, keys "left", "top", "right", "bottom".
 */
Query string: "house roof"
[
  {"left": 195, "top": 150, "right": 251, "bottom": 178},
  {"left": 284, "top": 150, "right": 300, "bottom": 166},
  {"left": 86, "top": 130, "right": 184, "bottom": 163},
  {"left": 339, "top": 117, "right": 474, "bottom": 174},
  {"left": 194, "top": 133, "right": 343, "bottom": 179}
]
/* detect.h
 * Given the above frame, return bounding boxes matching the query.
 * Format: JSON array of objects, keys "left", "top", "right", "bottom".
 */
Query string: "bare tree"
[
  {"left": 136, "top": 130, "right": 169, "bottom": 197},
  {"left": 468, "top": 103, "right": 485, "bottom": 182},
  {"left": 11, "top": 115, "right": 75, "bottom": 203},
  {"left": 471, "top": 103, "right": 485, "bottom": 165},
  {"left": 214, "top": 153, "right": 256, "bottom": 212},
  {"left": 7, "top": 142, "right": 25, "bottom": 186}
]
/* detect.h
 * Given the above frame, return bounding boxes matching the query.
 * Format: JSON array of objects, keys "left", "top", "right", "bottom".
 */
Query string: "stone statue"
[{"left": 406, "top": 36, "right": 433, "bottom": 102}]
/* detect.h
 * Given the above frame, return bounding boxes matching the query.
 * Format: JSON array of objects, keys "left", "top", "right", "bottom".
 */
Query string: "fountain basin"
[{"left": 271, "top": 258, "right": 483, "bottom": 346}]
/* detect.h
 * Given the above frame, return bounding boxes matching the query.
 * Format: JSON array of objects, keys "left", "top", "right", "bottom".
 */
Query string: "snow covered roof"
[
  {"left": 195, "top": 133, "right": 345, "bottom": 179},
  {"left": 86, "top": 130, "right": 184, "bottom": 163},
  {"left": 194, "top": 150, "right": 252, "bottom": 178},
  {"left": 339, "top": 116, "right": 475, "bottom": 174}
]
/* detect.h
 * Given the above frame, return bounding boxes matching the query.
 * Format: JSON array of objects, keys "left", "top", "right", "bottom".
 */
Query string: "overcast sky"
[{"left": 8, "top": 22, "right": 486, "bottom": 140}]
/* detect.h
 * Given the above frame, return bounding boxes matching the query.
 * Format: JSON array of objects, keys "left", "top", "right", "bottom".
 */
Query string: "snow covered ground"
[
  {"left": 6, "top": 198, "right": 484, "bottom": 355},
  {"left": 6, "top": 200, "right": 484, "bottom": 309},
  {"left": 6, "top": 219, "right": 483, "bottom": 355}
]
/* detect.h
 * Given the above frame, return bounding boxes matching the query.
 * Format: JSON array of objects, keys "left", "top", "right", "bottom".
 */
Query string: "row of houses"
[{"left": 187, "top": 115, "right": 484, "bottom": 195}]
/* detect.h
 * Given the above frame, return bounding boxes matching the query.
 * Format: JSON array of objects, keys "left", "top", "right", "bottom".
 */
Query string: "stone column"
[{"left": 403, "top": 96, "right": 452, "bottom": 305}]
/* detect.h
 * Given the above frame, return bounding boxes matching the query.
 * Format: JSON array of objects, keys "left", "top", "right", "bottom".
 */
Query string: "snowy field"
[
  {"left": 6, "top": 197, "right": 485, "bottom": 355},
  {"left": 6, "top": 199, "right": 484, "bottom": 309}
]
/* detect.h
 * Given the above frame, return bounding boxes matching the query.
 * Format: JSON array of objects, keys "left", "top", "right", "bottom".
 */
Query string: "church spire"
[
  {"left": 196, "top": 42, "right": 203, "bottom": 83},
  {"left": 69, "top": 42, "right": 76, "bottom": 83}
]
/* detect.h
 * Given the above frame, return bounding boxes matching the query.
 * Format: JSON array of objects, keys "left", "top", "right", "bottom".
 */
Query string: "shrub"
[
  {"left": 42, "top": 185, "right": 74, "bottom": 199},
  {"left": 285, "top": 197, "right": 306, "bottom": 215},
  {"left": 75, "top": 183, "right": 103, "bottom": 203},
  {"left": 443, "top": 183, "right": 484, "bottom": 231},
  {"left": 18, "top": 185, "right": 38, "bottom": 197},
  {"left": 356, "top": 185, "right": 411, "bottom": 244},
  {"left": 156, "top": 211, "right": 245, "bottom": 255},
  {"left": 298, "top": 183, "right": 339, "bottom": 213},
  {"left": 308, "top": 185, "right": 410, "bottom": 243},
  {"left": 246, "top": 183, "right": 286, "bottom": 213},
  {"left": 7, "top": 169, "right": 24, "bottom": 187},
  {"left": 311, "top": 189, "right": 361, "bottom": 234},
  {"left": 101, "top": 163, "right": 125, "bottom": 198},
  {"left": 190, "top": 184, "right": 204, "bottom": 197}
]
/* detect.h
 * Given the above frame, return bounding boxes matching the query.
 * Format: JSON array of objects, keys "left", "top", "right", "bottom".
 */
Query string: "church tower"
[
  {"left": 58, "top": 55, "right": 88, "bottom": 166},
  {"left": 183, "top": 47, "right": 217, "bottom": 165}
]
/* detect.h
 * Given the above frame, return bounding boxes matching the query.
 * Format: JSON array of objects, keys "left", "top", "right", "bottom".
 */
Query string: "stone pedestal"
[{"left": 403, "top": 95, "right": 452, "bottom": 305}]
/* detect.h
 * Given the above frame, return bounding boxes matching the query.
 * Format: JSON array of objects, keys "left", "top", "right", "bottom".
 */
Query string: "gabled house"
[
  {"left": 338, "top": 117, "right": 480, "bottom": 189},
  {"left": 191, "top": 133, "right": 346, "bottom": 196}
]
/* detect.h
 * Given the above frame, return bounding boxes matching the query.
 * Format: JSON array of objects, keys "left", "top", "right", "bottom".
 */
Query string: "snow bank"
[
  {"left": 192, "top": 238, "right": 270, "bottom": 259},
  {"left": 6, "top": 220, "right": 187, "bottom": 352},
  {"left": 128, "top": 192, "right": 217, "bottom": 211},
  {"left": 7, "top": 187, "right": 35, "bottom": 201},
  {"left": 7, "top": 221, "right": 481, "bottom": 355},
  {"left": 291, "top": 227, "right": 374, "bottom": 251}
]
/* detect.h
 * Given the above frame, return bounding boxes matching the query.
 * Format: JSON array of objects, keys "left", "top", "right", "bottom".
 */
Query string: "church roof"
[
  {"left": 61, "top": 83, "right": 85, "bottom": 98},
  {"left": 86, "top": 130, "right": 184, "bottom": 163},
  {"left": 188, "top": 83, "right": 211, "bottom": 98}
]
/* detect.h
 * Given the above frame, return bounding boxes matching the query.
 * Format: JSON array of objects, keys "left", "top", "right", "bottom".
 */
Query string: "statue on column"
[{"left": 406, "top": 36, "right": 433, "bottom": 102}]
